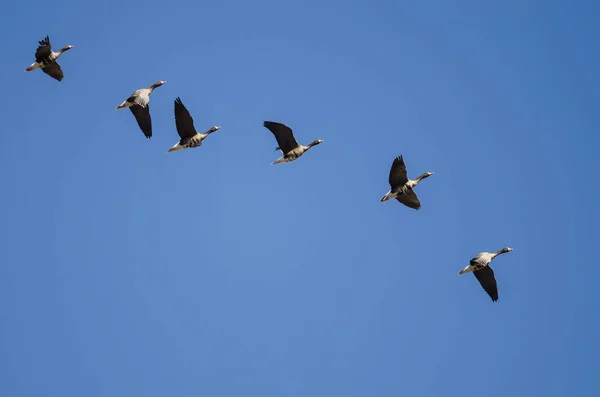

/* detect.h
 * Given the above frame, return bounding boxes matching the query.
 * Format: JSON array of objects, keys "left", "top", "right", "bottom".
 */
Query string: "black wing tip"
[
  {"left": 391, "top": 155, "right": 405, "bottom": 169},
  {"left": 264, "top": 120, "right": 285, "bottom": 127},
  {"left": 490, "top": 289, "right": 499, "bottom": 302},
  {"left": 264, "top": 121, "right": 293, "bottom": 134},
  {"left": 46, "top": 71, "right": 64, "bottom": 82},
  {"left": 488, "top": 291, "right": 499, "bottom": 302},
  {"left": 141, "top": 124, "right": 152, "bottom": 138},
  {"left": 174, "top": 97, "right": 183, "bottom": 104}
]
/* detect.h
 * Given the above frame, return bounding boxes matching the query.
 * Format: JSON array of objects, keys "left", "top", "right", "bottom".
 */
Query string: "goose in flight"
[
  {"left": 168, "top": 97, "right": 221, "bottom": 152},
  {"left": 458, "top": 247, "right": 514, "bottom": 302},
  {"left": 380, "top": 155, "right": 433, "bottom": 210},
  {"left": 263, "top": 121, "right": 323, "bottom": 164},
  {"left": 116, "top": 81, "right": 166, "bottom": 138},
  {"left": 25, "top": 36, "right": 74, "bottom": 82}
]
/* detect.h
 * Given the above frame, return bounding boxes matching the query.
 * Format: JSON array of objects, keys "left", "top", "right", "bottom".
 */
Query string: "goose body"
[
  {"left": 380, "top": 155, "right": 433, "bottom": 210},
  {"left": 263, "top": 121, "right": 323, "bottom": 164},
  {"left": 25, "top": 36, "right": 74, "bottom": 81},
  {"left": 168, "top": 97, "right": 221, "bottom": 152},
  {"left": 458, "top": 247, "right": 514, "bottom": 302},
  {"left": 116, "top": 81, "right": 166, "bottom": 138}
]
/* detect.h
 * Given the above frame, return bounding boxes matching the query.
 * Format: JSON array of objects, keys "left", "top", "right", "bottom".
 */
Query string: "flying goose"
[
  {"left": 458, "top": 247, "right": 514, "bottom": 302},
  {"left": 168, "top": 97, "right": 221, "bottom": 152},
  {"left": 263, "top": 121, "right": 323, "bottom": 164},
  {"left": 25, "top": 36, "right": 74, "bottom": 82},
  {"left": 116, "top": 81, "right": 166, "bottom": 138},
  {"left": 380, "top": 155, "right": 433, "bottom": 210}
]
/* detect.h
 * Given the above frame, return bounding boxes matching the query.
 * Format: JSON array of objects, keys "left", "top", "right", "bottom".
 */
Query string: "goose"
[
  {"left": 458, "top": 247, "right": 514, "bottom": 302},
  {"left": 263, "top": 121, "right": 323, "bottom": 164},
  {"left": 25, "top": 36, "right": 74, "bottom": 82},
  {"left": 115, "top": 81, "right": 166, "bottom": 138},
  {"left": 380, "top": 155, "right": 433, "bottom": 210},
  {"left": 168, "top": 97, "right": 221, "bottom": 152}
]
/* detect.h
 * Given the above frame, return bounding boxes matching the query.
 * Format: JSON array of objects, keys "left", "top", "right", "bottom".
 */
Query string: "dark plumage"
[
  {"left": 25, "top": 36, "right": 74, "bottom": 82},
  {"left": 263, "top": 121, "right": 323, "bottom": 164},
  {"left": 458, "top": 247, "right": 514, "bottom": 302},
  {"left": 115, "top": 81, "right": 166, "bottom": 139},
  {"left": 174, "top": 98, "right": 196, "bottom": 139},
  {"left": 264, "top": 121, "right": 298, "bottom": 154},
  {"left": 168, "top": 97, "right": 221, "bottom": 152},
  {"left": 474, "top": 266, "right": 498, "bottom": 302},
  {"left": 129, "top": 104, "right": 152, "bottom": 138},
  {"left": 380, "top": 155, "right": 434, "bottom": 209}
]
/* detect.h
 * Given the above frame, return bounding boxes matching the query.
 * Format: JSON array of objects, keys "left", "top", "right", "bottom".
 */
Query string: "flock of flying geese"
[{"left": 24, "top": 36, "right": 515, "bottom": 302}]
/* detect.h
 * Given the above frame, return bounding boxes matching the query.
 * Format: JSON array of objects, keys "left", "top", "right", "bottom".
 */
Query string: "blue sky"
[{"left": 1, "top": 0, "right": 599, "bottom": 395}]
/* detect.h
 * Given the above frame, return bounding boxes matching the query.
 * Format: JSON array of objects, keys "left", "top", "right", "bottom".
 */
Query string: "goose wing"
[
  {"left": 35, "top": 36, "right": 52, "bottom": 62},
  {"left": 129, "top": 104, "right": 152, "bottom": 138},
  {"left": 389, "top": 155, "right": 409, "bottom": 189},
  {"left": 395, "top": 190, "right": 421, "bottom": 210},
  {"left": 473, "top": 265, "right": 498, "bottom": 302},
  {"left": 174, "top": 97, "right": 197, "bottom": 139},
  {"left": 263, "top": 121, "right": 299, "bottom": 154},
  {"left": 41, "top": 62, "right": 64, "bottom": 82}
]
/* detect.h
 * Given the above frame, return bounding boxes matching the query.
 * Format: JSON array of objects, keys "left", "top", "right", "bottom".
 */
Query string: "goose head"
[
  {"left": 309, "top": 139, "right": 324, "bottom": 147},
  {"left": 412, "top": 171, "right": 434, "bottom": 184},
  {"left": 151, "top": 81, "right": 167, "bottom": 88},
  {"left": 61, "top": 45, "right": 74, "bottom": 52},
  {"left": 491, "top": 247, "right": 513, "bottom": 259}
]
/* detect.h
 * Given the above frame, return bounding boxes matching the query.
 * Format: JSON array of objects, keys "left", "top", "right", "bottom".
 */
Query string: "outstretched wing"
[
  {"left": 41, "top": 62, "right": 64, "bottom": 81},
  {"left": 35, "top": 36, "right": 52, "bottom": 62},
  {"left": 263, "top": 121, "right": 299, "bottom": 154},
  {"left": 473, "top": 266, "right": 499, "bottom": 302},
  {"left": 389, "top": 155, "right": 409, "bottom": 189},
  {"left": 129, "top": 104, "right": 152, "bottom": 138},
  {"left": 174, "top": 97, "right": 197, "bottom": 139},
  {"left": 395, "top": 189, "right": 421, "bottom": 210}
]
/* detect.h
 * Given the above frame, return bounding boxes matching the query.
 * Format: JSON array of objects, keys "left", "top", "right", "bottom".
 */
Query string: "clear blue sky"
[{"left": 1, "top": 0, "right": 599, "bottom": 396}]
